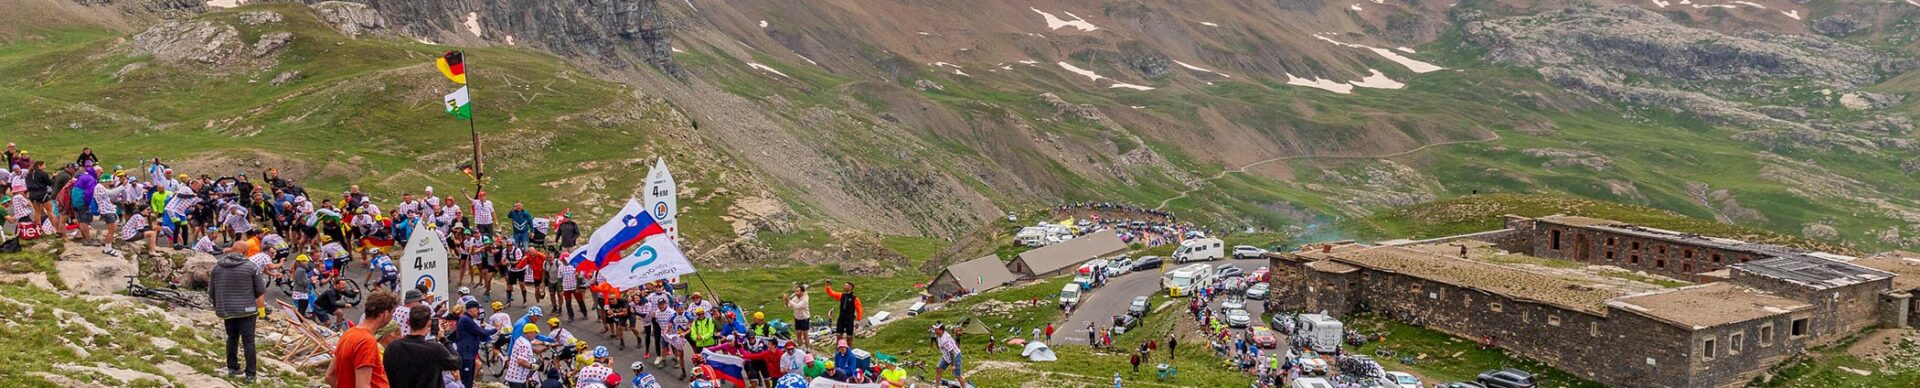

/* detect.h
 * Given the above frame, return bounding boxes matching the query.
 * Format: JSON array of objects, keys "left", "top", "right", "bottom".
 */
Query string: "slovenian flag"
[
  {"left": 444, "top": 86, "right": 471, "bottom": 119},
  {"left": 702, "top": 350, "right": 748, "bottom": 387},
  {"left": 435, "top": 51, "right": 467, "bottom": 84},
  {"left": 568, "top": 199, "right": 650, "bottom": 273}
]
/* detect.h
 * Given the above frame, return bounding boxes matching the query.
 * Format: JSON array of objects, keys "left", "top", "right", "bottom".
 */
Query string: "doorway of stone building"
[{"left": 1575, "top": 233, "right": 1591, "bottom": 261}]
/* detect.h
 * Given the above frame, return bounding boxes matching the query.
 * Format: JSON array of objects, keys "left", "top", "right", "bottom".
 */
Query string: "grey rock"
[
  {"left": 1119, "top": 44, "right": 1171, "bottom": 78},
  {"left": 313, "top": 1, "right": 387, "bottom": 38},
  {"left": 1753, "top": 106, "right": 1808, "bottom": 120},
  {"left": 249, "top": 32, "right": 293, "bottom": 58},
  {"left": 238, "top": 11, "right": 283, "bottom": 26},
  {"left": 1852, "top": 116, "right": 1914, "bottom": 134},
  {"left": 1903, "top": 158, "right": 1920, "bottom": 175},
  {"left": 1811, "top": 15, "right": 1864, "bottom": 37},
  {"left": 1803, "top": 223, "right": 1840, "bottom": 241},
  {"left": 913, "top": 78, "right": 944, "bottom": 92},
  {"left": 1039, "top": 92, "right": 1105, "bottom": 122},
  {"left": 304, "top": 0, "right": 682, "bottom": 77},
  {"left": 270, "top": 70, "right": 302, "bottom": 85},
  {"left": 111, "top": 62, "right": 147, "bottom": 81},
  {"left": 132, "top": 20, "right": 243, "bottom": 65}
]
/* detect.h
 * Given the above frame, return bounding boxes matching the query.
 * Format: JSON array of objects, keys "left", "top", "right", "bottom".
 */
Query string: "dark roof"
[
  {"left": 1011, "top": 229, "right": 1126, "bottom": 275},
  {"left": 936, "top": 255, "right": 1020, "bottom": 292},
  {"left": 1732, "top": 254, "right": 1892, "bottom": 289}
]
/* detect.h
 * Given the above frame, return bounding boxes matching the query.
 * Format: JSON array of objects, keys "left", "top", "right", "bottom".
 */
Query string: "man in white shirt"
[{"left": 468, "top": 190, "right": 495, "bottom": 238}]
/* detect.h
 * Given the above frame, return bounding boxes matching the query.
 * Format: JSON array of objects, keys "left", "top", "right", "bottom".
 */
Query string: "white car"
[
  {"left": 1222, "top": 296, "right": 1247, "bottom": 310},
  {"left": 1233, "top": 245, "right": 1268, "bottom": 259},
  {"left": 1386, "top": 372, "right": 1422, "bottom": 388},
  {"left": 1106, "top": 258, "right": 1133, "bottom": 276},
  {"left": 1226, "top": 308, "right": 1252, "bottom": 328}
]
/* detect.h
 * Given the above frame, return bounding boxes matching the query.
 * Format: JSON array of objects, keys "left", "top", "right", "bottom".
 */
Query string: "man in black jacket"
[
  {"left": 208, "top": 241, "right": 267, "bottom": 382},
  {"left": 385, "top": 305, "right": 460, "bottom": 388}
]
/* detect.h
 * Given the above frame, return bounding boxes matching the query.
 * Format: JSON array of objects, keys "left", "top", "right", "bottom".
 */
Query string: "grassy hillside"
[{"left": 0, "top": 4, "right": 762, "bottom": 248}]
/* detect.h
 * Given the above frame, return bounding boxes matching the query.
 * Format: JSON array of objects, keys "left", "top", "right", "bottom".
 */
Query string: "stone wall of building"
[
  {"left": 1507, "top": 219, "right": 1766, "bottom": 282},
  {"left": 1302, "top": 266, "right": 1357, "bottom": 316},
  {"left": 1343, "top": 266, "right": 1709, "bottom": 387},
  {"left": 1730, "top": 271, "right": 1892, "bottom": 345},
  {"left": 1683, "top": 314, "right": 1810, "bottom": 387}
]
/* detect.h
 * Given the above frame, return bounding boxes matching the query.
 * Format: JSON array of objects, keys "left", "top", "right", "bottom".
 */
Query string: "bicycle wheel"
[
  {"left": 482, "top": 347, "right": 507, "bottom": 379},
  {"left": 341, "top": 279, "right": 364, "bottom": 304}
]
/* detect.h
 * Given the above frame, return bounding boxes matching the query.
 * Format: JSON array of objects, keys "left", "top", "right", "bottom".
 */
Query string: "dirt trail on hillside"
[{"left": 1154, "top": 132, "right": 1503, "bottom": 210}]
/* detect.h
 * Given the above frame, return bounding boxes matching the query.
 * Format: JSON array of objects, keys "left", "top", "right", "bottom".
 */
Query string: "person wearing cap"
[
  {"left": 828, "top": 341, "right": 859, "bottom": 381},
  {"left": 452, "top": 300, "right": 496, "bottom": 388},
  {"left": 385, "top": 304, "right": 459, "bottom": 388},
  {"left": 690, "top": 307, "right": 719, "bottom": 350},
  {"left": 383, "top": 289, "right": 429, "bottom": 344},
  {"left": 933, "top": 323, "right": 967, "bottom": 388},
  {"left": 577, "top": 346, "right": 616, "bottom": 387},
  {"left": 546, "top": 317, "right": 575, "bottom": 347},
  {"left": 504, "top": 322, "right": 541, "bottom": 387},
  {"left": 456, "top": 286, "right": 479, "bottom": 308}
]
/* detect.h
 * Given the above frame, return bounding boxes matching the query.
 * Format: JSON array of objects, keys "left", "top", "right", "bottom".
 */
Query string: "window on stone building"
[
  {"left": 1791, "top": 318, "right": 1809, "bottom": 338},
  {"left": 1550, "top": 230, "right": 1562, "bottom": 250},
  {"left": 1660, "top": 245, "right": 1668, "bottom": 255},
  {"left": 1631, "top": 254, "right": 1640, "bottom": 264},
  {"left": 1489, "top": 302, "right": 1504, "bottom": 313},
  {"left": 1702, "top": 337, "right": 1716, "bottom": 360},
  {"left": 1547, "top": 315, "right": 1561, "bottom": 326},
  {"left": 1605, "top": 251, "right": 1615, "bottom": 260},
  {"left": 1712, "top": 253, "right": 1722, "bottom": 263},
  {"left": 1730, "top": 333, "right": 1744, "bottom": 355},
  {"left": 1741, "top": 257, "right": 1750, "bottom": 263},
  {"left": 1656, "top": 259, "right": 1666, "bottom": 268},
  {"left": 1632, "top": 241, "right": 1642, "bottom": 250},
  {"left": 1760, "top": 324, "right": 1775, "bottom": 346},
  {"left": 1606, "top": 237, "right": 1616, "bottom": 246},
  {"left": 1684, "top": 249, "right": 1693, "bottom": 259},
  {"left": 1683, "top": 263, "right": 1693, "bottom": 272}
]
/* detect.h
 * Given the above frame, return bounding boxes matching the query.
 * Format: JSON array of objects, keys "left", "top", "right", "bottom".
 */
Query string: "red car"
[
  {"left": 1250, "top": 326, "right": 1278, "bottom": 348},
  {"left": 1250, "top": 266, "right": 1271, "bottom": 282}
]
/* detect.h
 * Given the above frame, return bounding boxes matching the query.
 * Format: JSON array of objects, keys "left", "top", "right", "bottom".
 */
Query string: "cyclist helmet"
[
  {"left": 491, "top": 301, "right": 504, "bottom": 310},
  {"left": 527, "top": 306, "right": 543, "bottom": 316},
  {"left": 367, "top": 247, "right": 381, "bottom": 254},
  {"left": 547, "top": 317, "right": 560, "bottom": 326},
  {"left": 593, "top": 346, "right": 609, "bottom": 359},
  {"left": 631, "top": 361, "right": 645, "bottom": 371},
  {"left": 295, "top": 254, "right": 310, "bottom": 262},
  {"left": 574, "top": 339, "right": 589, "bottom": 350},
  {"left": 320, "top": 235, "right": 333, "bottom": 242},
  {"left": 458, "top": 286, "right": 471, "bottom": 295}
]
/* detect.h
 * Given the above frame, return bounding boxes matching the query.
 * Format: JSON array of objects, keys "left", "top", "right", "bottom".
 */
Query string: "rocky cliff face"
[
  {"left": 299, "top": 0, "right": 681, "bottom": 76},
  {"left": 1461, "top": 4, "right": 1913, "bottom": 151}
]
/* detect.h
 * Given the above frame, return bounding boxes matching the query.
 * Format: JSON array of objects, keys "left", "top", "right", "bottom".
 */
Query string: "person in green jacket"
[{"left": 691, "top": 309, "right": 718, "bottom": 349}]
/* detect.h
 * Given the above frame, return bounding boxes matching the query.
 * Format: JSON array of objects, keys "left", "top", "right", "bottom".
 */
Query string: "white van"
[
  {"left": 1289, "top": 377, "right": 1333, "bottom": 388},
  {"left": 1162, "top": 263, "right": 1214, "bottom": 297},
  {"left": 1058, "top": 283, "right": 1082, "bottom": 307},
  {"left": 1173, "top": 238, "right": 1225, "bottom": 263},
  {"left": 1296, "top": 313, "right": 1345, "bottom": 353}
]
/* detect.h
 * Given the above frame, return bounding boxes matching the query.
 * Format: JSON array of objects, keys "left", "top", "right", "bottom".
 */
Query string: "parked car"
[
  {"left": 1295, "top": 357, "right": 1330, "bottom": 376},
  {"left": 1106, "top": 258, "right": 1133, "bottom": 276},
  {"left": 1250, "top": 266, "right": 1271, "bottom": 282},
  {"left": 1225, "top": 308, "right": 1252, "bottom": 328},
  {"left": 1059, "top": 284, "right": 1082, "bottom": 307},
  {"left": 1246, "top": 282, "right": 1271, "bottom": 300},
  {"left": 1233, "top": 245, "right": 1268, "bottom": 259},
  {"left": 1290, "top": 377, "right": 1333, "bottom": 388},
  {"left": 1128, "top": 296, "right": 1150, "bottom": 317},
  {"left": 1477, "top": 369, "right": 1538, "bottom": 388},
  {"left": 1222, "top": 295, "right": 1247, "bottom": 310},
  {"left": 1112, "top": 314, "right": 1139, "bottom": 334},
  {"left": 907, "top": 301, "right": 927, "bottom": 316},
  {"left": 1434, "top": 383, "right": 1486, "bottom": 388},
  {"left": 1385, "top": 372, "right": 1422, "bottom": 388},
  {"left": 1131, "top": 256, "right": 1163, "bottom": 271},
  {"left": 1217, "top": 265, "right": 1245, "bottom": 279},
  {"left": 1250, "top": 326, "right": 1278, "bottom": 348}
]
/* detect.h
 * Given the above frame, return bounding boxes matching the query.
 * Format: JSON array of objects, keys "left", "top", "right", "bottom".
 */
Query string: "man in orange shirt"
[{"left": 328, "top": 289, "right": 398, "bottom": 388}]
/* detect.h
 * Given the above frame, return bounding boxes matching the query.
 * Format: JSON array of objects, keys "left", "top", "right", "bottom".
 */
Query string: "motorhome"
[
  {"left": 1172, "top": 238, "right": 1225, "bottom": 263},
  {"left": 1016, "top": 224, "right": 1075, "bottom": 247},
  {"left": 1161, "top": 263, "right": 1214, "bottom": 297},
  {"left": 1296, "top": 313, "right": 1345, "bottom": 353}
]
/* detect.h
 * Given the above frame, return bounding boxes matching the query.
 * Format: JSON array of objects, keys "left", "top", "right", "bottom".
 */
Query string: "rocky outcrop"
[
  {"left": 55, "top": 248, "right": 137, "bottom": 296},
  {"left": 238, "top": 11, "right": 282, "bottom": 26},
  {"left": 249, "top": 31, "right": 292, "bottom": 57},
  {"left": 1040, "top": 93, "right": 1106, "bottom": 122},
  {"left": 312, "top": 1, "right": 387, "bottom": 37},
  {"left": 1811, "top": 15, "right": 1865, "bottom": 37},
  {"left": 1521, "top": 148, "right": 1611, "bottom": 171},
  {"left": 1119, "top": 44, "right": 1171, "bottom": 79},
  {"left": 1464, "top": 6, "right": 1881, "bottom": 88},
  {"left": 302, "top": 0, "right": 682, "bottom": 76},
  {"left": 132, "top": 20, "right": 243, "bottom": 65}
]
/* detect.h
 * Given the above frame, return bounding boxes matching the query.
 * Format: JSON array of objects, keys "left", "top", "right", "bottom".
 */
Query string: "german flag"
[{"left": 435, "top": 51, "right": 466, "bottom": 84}]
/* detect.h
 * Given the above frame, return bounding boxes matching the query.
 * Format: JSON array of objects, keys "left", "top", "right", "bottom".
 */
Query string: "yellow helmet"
[
  {"left": 547, "top": 317, "right": 561, "bottom": 326},
  {"left": 295, "top": 254, "right": 310, "bottom": 262},
  {"left": 753, "top": 311, "right": 765, "bottom": 320},
  {"left": 574, "top": 339, "right": 589, "bottom": 350},
  {"left": 491, "top": 301, "right": 505, "bottom": 310},
  {"left": 320, "top": 235, "right": 333, "bottom": 242}
]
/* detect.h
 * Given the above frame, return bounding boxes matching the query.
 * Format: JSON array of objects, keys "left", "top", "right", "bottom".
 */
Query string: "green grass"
[
  {"left": 679, "top": 264, "right": 926, "bottom": 324},
  {"left": 1345, "top": 313, "right": 1603, "bottom": 387},
  {"left": 1759, "top": 330, "right": 1920, "bottom": 387},
  {"left": 881, "top": 235, "right": 948, "bottom": 266}
]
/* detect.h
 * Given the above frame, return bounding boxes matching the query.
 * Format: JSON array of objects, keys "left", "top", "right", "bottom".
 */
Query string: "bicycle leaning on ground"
[{"left": 125, "top": 275, "right": 201, "bottom": 309}]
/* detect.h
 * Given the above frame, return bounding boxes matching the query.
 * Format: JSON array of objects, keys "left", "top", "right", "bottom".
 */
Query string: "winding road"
[
  {"left": 1054, "top": 258, "right": 1271, "bottom": 346},
  {"left": 1153, "top": 132, "right": 1505, "bottom": 210}
]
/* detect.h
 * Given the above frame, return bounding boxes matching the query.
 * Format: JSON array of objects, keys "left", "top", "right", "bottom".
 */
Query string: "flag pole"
[{"left": 467, "top": 57, "right": 484, "bottom": 195}]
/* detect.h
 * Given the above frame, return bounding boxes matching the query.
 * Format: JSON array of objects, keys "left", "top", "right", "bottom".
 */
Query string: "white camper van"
[
  {"left": 1173, "top": 238, "right": 1225, "bottom": 263},
  {"left": 1296, "top": 313, "right": 1345, "bottom": 353},
  {"left": 1162, "top": 263, "right": 1214, "bottom": 297}
]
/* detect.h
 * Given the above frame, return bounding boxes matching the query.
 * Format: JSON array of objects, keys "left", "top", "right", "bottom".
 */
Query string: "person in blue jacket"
[
  {"left": 830, "top": 341, "right": 861, "bottom": 382},
  {"left": 453, "top": 301, "right": 498, "bottom": 388}
]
